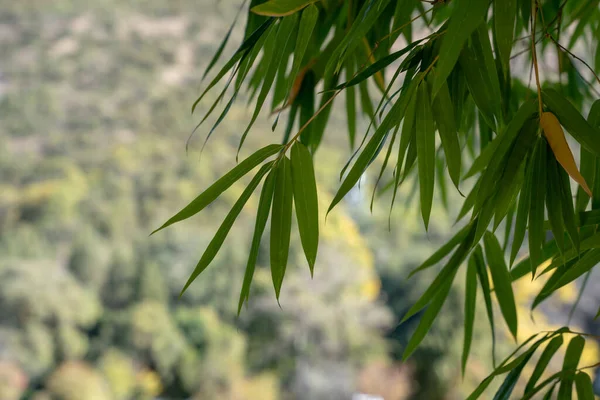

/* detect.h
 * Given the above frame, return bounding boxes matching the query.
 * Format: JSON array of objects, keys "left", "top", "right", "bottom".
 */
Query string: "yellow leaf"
[{"left": 541, "top": 112, "right": 592, "bottom": 197}]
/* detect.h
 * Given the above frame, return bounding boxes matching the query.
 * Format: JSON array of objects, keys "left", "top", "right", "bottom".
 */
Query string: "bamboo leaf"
[
  {"left": 473, "top": 244, "right": 496, "bottom": 367},
  {"left": 416, "top": 83, "right": 435, "bottom": 229},
  {"left": 483, "top": 231, "right": 518, "bottom": 339},
  {"left": 291, "top": 141, "right": 319, "bottom": 275},
  {"left": 549, "top": 248, "right": 600, "bottom": 293},
  {"left": 528, "top": 139, "right": 547, "bottom": 278},
  {"left": 251, "top": 0, "right": 317, "bottom": 17},
  {"left": 271, "top": 157, "right": 294, "bottom": 300},
  {"left": 494, "top": 0, "right": 517, "bottom": 74},
  {"left": 152, "top": 144, "right": 283, "bottom": 234},
  {"left": 510, "top": 156, "right": 532, "bottom": 266},
  {"left": 542, "top": 89, "right": 600, "bottom": 158},
  {"left": 525, "top": 335, "right": 564, "bottom": 393},
  {"left": 541, "top": 112, "right": 592, "bottom": 196},
  {"left": 492, "top": 349, "right": 534, "bottom": 400},
  {"left": 558, "top": 164, "right": 580, "bottom": 252},
  {"left": 431, "top": 0, "right": 489, "bottom": 98},
  {"left": 558, "top": 335, "right": 586, "bottom": 400},
  {"left": 462, "top": 256, "right": 477, "bottom": 376},
  {"left": 238, "top": 168, "right": 276, "bottom": 314},
  {"left": 574, "top": 372, "right": 595, "bottom": 400},
  {"left": 180, "top": 162, "right": 274, "bottom": 296},
  {"left": 546, "top": 154, "right": 566, "bottom": 254}
]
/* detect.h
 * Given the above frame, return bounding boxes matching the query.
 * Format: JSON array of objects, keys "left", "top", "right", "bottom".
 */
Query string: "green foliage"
[{"left": 160, "top": 0, "right": 600, "bottom": 397}]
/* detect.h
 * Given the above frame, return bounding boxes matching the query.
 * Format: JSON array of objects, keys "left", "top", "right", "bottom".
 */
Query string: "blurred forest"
[{"left": 0, "top": 0, "right": 597, "bottom": 399}]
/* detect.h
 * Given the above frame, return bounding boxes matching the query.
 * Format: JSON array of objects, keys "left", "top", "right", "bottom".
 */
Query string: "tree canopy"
[{"left": 155, "top": 0, "right": 600, "bottom": 398}]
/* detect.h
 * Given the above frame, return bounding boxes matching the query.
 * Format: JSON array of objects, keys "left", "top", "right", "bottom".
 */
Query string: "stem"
[{"left": 531, "top": 0, "right": 543, "bottom": 117}]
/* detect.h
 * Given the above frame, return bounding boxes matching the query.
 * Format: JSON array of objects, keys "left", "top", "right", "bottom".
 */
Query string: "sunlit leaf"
[{"left": 180, "top": 162, "right": 274, "bottom": 295}]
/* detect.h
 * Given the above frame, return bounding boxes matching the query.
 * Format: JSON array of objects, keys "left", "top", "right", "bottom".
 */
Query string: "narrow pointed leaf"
[
  {"left": 511, "top": 157, "right": 532, "bottom": 265},
  {"left": 416, "top": 83, "right": 435, "bottom": 229},
  {"left": 462, "top": 256, "right": 477, "bottom": 376},
  {"left": 558, "top": 335, "right": 586, "bottom": 400},
  {"left": 271, "top": 157, "right": 293, "bottom": 299},
  {"left": 529, "top": 139, "right": 547, "bottom": 277},
  {"left": 525, "top": 335, "right": 564, "bottom": 392},
  {"left": 546, "top": 155, "right": 566, "bottom": 254},
  {"left": 291, "top": 142, "right": 319, "bottom": 274},
  {"left": 251, "top": 0, "right": 317, "bottom": 17},
  {"left": 473, "top": 244, "right": 496, "bottom": 366},
  {"left": 152, "top": 144, "right": 283, "bottom": 234},
  {"left": 238, "top": 169, "right": 276, "bottom": 314},
  {"left": 492, "top": 350, "right": 534, "bottom": 400},
  {"left": 180, "top": 162, "right": 273, "bottom": 295},
  {"left": 494, "top": 0, "right": 516, "bottom": 74}
]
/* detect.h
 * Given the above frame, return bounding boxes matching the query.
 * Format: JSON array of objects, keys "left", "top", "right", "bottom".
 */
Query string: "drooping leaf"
[
  {"left": 548, "top": 248, "right": 600, "bottom": 294},
  {"left": 180, "top": 162, "right": 274, "bottom": 296},
  {"left": 510, "top": 154, "right": 533, "bottom": 266},
  {"left": 483, "top": 231, "right": 518, "bottom": 339},
  {"left": 152, "top": 144, "right": 283, "bottom": 234},
  {"left": 557, "top": 335, "right": 586, "bottom": 400},
  {"left": 238, "top": 168, "right": 276, "bottom": 314},
  {"left": 251, "top": 0, "right": 318, "bottom": 17},
  {"left": 546, "top": 154, "right": 566, "bottom": 255},
  {"left": 462, "top": 255, "right": 477, "bottom": 376},
  {"left": 492, "top": 349, "right": 534, "bottom": 400},
  {"left": 431, "top": 0, "right": 490, "bottom": 98},
  {"left": 416, "top": 83, "right": 435, "bottom": 229},
  {"left": 472, "top": 244, "right": 496, "bottom": 367},
  {"left": 290, "top": 141, "right": 319, "bottom": 275},
  {"left": 494, "top": 0, "right": 517, "bottom": 74},
  {"left": 525, "top": 335, "right": 564, "bottom": 392},
  {"left": 541, "top": 111, "right": 592, "bottom": 196},
  {"left": 574, "top": 371, "right": 595, "bottom": 400},
  {"left": 528, "top": 139, "right": 547, "bottom": 277},
  {"left": 270, "top": 157, "right": 294, "bottom": 300}
]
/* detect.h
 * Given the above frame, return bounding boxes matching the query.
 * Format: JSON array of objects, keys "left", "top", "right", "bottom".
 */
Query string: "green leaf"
[
  {"left": 271, "top": 157, "right": 293, "bottom": 300},
  {"left": 431, "top": 0, "right": 489, "bottom": 98},
  {"left": 238, "top": 168, "right": 276, "bottom": 315},
  {"left": 416, "top": 83, "right": 435, "bottom": 229},
  {"left": 290, "top": 141, "right": 319, "bottom": 275},
  {"left": 251, "top": 0, "right": 317, "bottom": 17},
  {"left": 548, "top": 248, "right": 600, "bottom": 294},
  {"left": 493, "top": 0, "right": 516, "bottom": 75},
  {"left": 542, "top": 89, "right": 600, "bottom": 157},
  {"left": 558, "top": 166, "right": 580, "bottom": 252},
  {"left": 574, "top": 372, "right": 595, "bottom": 400},
  {"left": 483, "top": 231, "right": 518, "bottom": 338},
  {"left": 329, "top": 74, "right": 420, "bottom": 214},
  {"left": 180, "top": 162, "right": 274, "bottom": 296},
  {"left": 558, "top": 335, "right": 586, "bottom": 400},
  {"left": 492, "top": 349, "right": 534, "bottom": 400},
  {"left": 529, "top": 139, "right": 547, "bottom": 278},
  {"left": 462, "top": 256, "right": 477, "bottom": 376},
  {"left": 346, "top": 62, "right": 357, "bottom": 149},
  {"left": 430, "top": 78, "right": 461, "bottom": 190},
  {"left": 546, "top": 154, "right": 566, "bottom": 254},
  {"left": 510, "top": 156, "right": 532, "bottom": 265},
  {"left": 152, "top": 144, "right": 283, "bottom": 234},
  {"left": 402, "top": 276, "right": 454, "bottom": 360},
  {"left": 525, "top": 335, "right": 564, "bottom": 392},
  {"left": 239, "top": 15, "right": 298, "bottom": 154},
  {"left": 408, "top": 223, "right": 471, "bottom": 277},
  {"left": 473, "top": 244, "right": 496, "bottom": 367}
]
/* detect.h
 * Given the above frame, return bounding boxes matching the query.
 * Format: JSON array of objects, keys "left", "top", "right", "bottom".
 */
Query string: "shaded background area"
[{"left": 0, "top": 0, "right": 597, "bottom": 399}]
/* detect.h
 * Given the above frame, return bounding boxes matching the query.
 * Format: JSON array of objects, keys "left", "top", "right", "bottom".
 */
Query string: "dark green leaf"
[
  {"left": 546, "top": 154, "right": 566, "bottom": 254},
  {"left": 484, "top": 231, "right": 518, "bottom": 338},
  {"left": 558, "top": 335, "right": 586, "bottom": 400},
  {"left": 431, "top": 0, "right": 489, "bottom": 98},
  {"left": 548, "top": 248, "right": 600, "bottom": 294},
  {"left": 525, "top": 335, "right": 564, "bottom": 392},
  {"left": 558, "top": 166, "right": 580, "bottom": 252},
  {"left": 473, "top": 244, "right": 496, "bottom": 366},
  {"left": 529, "top": 139, "right": 547, "bottom": 277},
  {"left": 511, "top": 156, "right": 532, "bottom": 266},
  {"left": 462, "top": 256, "right": 477, "bottom": 376},
  {"left": 180, "top": 162, "right": 274, "bottom": 296},
  {"left": 152, "top": 144, "right": 283, "bottom": 234},
  {"left": 271, "top": 157, "right": 294, "bottom": 300},
  {"left": 251, "top": 0, "right": 317, "bottom": 17},
  {"left": 291, "top": 141, "right": 319, "bottom": 275},
  {"left": 574, "top": 372, "right": 595, "bottom": 400},
  {"left": 492, "top": 349, "right": 533, "bottom": 400},
  {"left": 494, "top": 0, "right": 517, "bottom": 74},
  {"left": 238, "top": 168, "right": 276, "bottom": 314},
  {"left": 416, "top": 83, "right": 435, "bottom": 229}
]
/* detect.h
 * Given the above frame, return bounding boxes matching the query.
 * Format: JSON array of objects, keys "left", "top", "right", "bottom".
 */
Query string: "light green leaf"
[
  {"left": 430, "top": 78, "right": 461, "bottom": 189},
  {"left": 542, "top": 89, "right": 600, "bottom": 157},
  {"left": 152, "top": 144, "right": 283, "bottom": 234},
  {"left": 462, "top": 256, "right": 477, "bottom": 376},
  {"left": 271, "top": 157, "right": 294, "bottom": 300},
  {"left": 558, "top": 335, "right": 586, "bottom": 400},
  {"left": 251, "top": 0, "right": 317, "bottom": 17},
  {"left": 431, "top": 0, "right": 489, "bottom": 98},
  {"left": 574, "top": 372, "right": 595, "bottom": 400},
  {"left": 483, "top": 231, "right": 518, "bottom": 339},
  {"left": 180, "top": 162, "right": 274, "bottom": 296},
  {"left": 493, "top": 0, "right": 516, "bottom": 74},
  {"left": 416, "top": 83, "right": 435, "bottom": 229},
  {"left": 291, "top": 141, "right": 319, "bottom": 275},
  {"left": 238, "top": 168, "right": 276, "bottom": 315},
  {"left": 525, "top": 335, "right": 564, "bottom": 392}
]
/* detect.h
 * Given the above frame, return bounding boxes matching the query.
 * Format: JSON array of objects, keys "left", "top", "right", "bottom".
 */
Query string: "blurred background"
[{"left": 0, "top": 0, "right": 598, "bottom": 399}]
